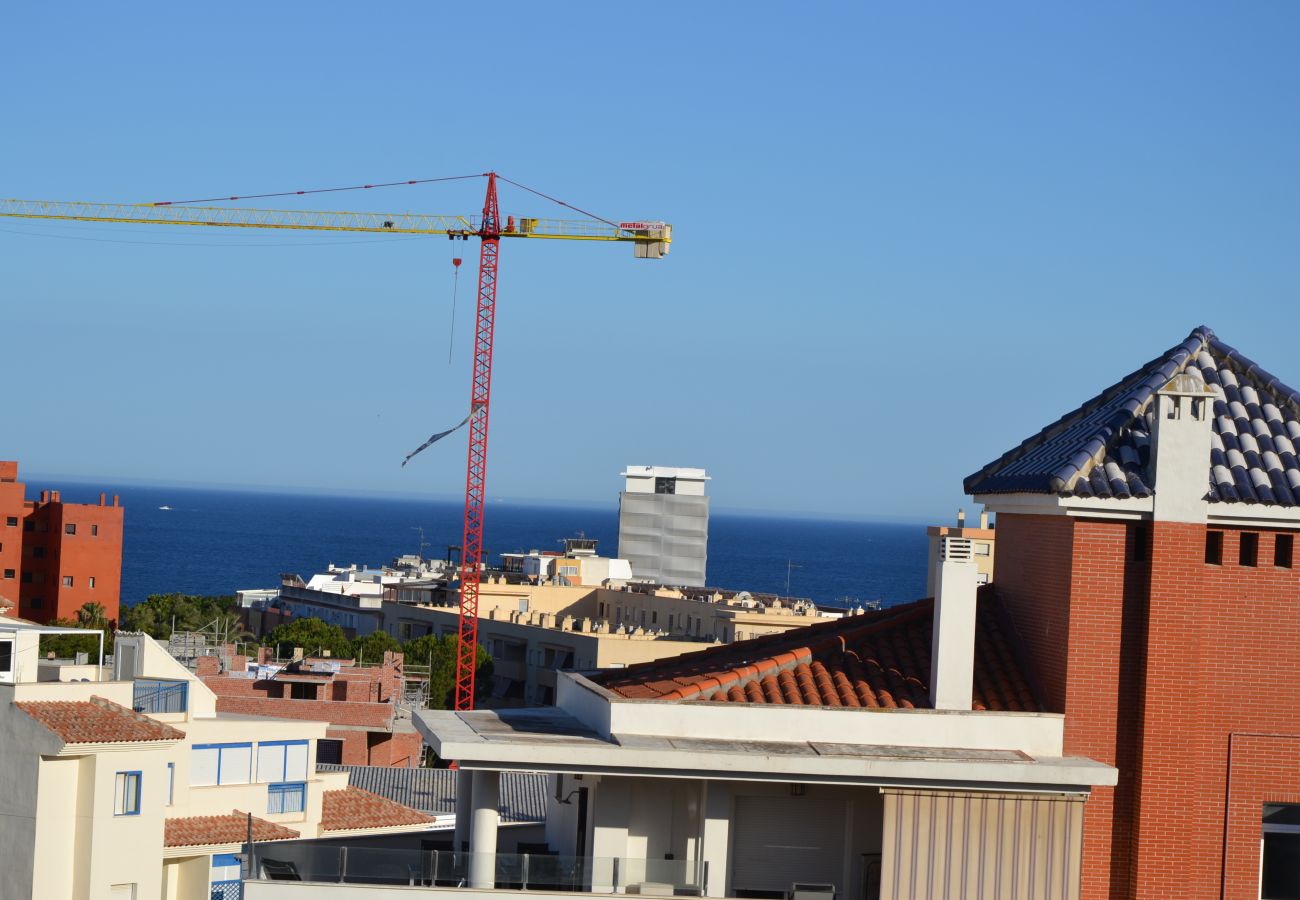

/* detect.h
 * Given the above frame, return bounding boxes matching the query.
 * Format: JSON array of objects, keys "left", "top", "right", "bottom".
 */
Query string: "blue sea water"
[{"left": 45, "top": 482, "right": 930, "bottom": 610}]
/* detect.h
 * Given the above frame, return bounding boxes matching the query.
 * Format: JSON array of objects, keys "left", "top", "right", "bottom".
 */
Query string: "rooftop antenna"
[
  {"left": 412, "top": 526, "right": 430, "bottom": 558},
  {"left": 785, "top": 560, "right": 803, "bottom": 598}
]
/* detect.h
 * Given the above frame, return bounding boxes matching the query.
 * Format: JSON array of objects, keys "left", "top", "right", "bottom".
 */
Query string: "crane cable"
[
  {"left": 448, "top": 252, "right": 463, "bottom": 363},
  {"left": 148, "top": 171, "right": 625, "bottom": 234},
  {"left": 150, "top": 173, "right": 487, "bottom": 206}
]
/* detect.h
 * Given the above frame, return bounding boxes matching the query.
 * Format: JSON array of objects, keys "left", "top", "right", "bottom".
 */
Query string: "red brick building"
[
  {"left": 967, "top": 326, "right": 1300, "bottom": 899},
  {"left": 198, "top": 649, "right": 423, "bottom": 767},
  {"left": 0, "top": 461, "right": 124, "bottom": 624}
]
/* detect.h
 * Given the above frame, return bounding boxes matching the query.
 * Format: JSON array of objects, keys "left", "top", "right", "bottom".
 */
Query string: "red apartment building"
[
  {"left": 198, "top": 649, "right": 424, "bottom": 767},
  {"left": 0, "top": 461, "right": 124, "bottom": 624},
  {"left": 966, "top": 326, "right": 1300, "bottom": 900}
]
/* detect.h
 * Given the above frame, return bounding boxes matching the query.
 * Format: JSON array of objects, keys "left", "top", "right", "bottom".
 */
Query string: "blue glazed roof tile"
[{"left": 965, "top": 327, "right": 1300, "bottom": 507}]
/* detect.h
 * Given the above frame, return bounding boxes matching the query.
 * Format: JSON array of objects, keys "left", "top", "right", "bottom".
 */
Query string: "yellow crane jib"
[{"left": 0, "top": 198, "right": 671, "bottom": 257}]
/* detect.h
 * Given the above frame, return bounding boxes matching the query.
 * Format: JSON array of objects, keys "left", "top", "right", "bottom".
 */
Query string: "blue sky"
[{"left": 4, "top": 3, "right": 1299, "bottom": 522}]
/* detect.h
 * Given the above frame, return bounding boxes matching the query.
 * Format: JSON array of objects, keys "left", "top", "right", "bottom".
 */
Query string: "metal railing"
[
  {"left": 251, "top": 846, "right": 707, "bottom": 894},
  {"left": 132, "top": 679, "right": 188, "bottom": 714}
]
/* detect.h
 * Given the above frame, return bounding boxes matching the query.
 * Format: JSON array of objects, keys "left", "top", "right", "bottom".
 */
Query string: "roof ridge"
[{"left": 1210, "top": 335, "right": 1300, "bottom": 420}]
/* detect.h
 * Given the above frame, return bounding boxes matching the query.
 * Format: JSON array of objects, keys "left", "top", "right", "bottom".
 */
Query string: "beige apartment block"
[
  {"left": 0, "top": 623, "right": 433, "bottom": 900},
  {"left": 383, "top": 577, "right": 835, "bottom": 705}
]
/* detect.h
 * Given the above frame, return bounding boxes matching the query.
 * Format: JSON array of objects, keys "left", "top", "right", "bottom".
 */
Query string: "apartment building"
[
  {"left": 617, "top": 465, "right": 709, "bottom": 586},
  {"left": 0, "top": 623, "right": 433, "bottom": 900},
  {"left": 964, "top": 325, "right": 1300, "bottom": 900},
  {"left": 196, "top": 649, "right": 423, "bottom": 767},
  {"left": 382, "top": 576, "right": 835, "bottom": 705},
  {"left": 0, "top": 460, "right": 124, "bottom": 623}
]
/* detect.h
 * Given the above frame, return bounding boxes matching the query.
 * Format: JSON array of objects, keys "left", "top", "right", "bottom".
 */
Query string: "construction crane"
[{"left": 0, "top": 172, "right": 672, "bottom": 711}]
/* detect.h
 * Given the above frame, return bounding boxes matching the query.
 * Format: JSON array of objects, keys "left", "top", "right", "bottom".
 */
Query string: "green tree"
[
  {"left": 351, "top": 630, "right": 401, "bottom": 665},
  {"left": 401, "top": 633, "right": 492, "bottom": 710},
  {"left": 39, "top": 603, "right": 113, "bottom": 659},
  {"left": 120, "top": 593, "right": 240, "bottom": 640},
  {"left": 264, "top": 617, "right": 353, "bottom": 660}
]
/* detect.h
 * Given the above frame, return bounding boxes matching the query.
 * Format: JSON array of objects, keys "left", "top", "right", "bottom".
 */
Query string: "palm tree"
[{"left": 76, "top": 602, "right": 108, "bottom": 630}]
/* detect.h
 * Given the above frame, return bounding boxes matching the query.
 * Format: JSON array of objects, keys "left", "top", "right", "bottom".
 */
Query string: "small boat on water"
[{"left": 158, "top": 505, "right": 173, "bottom": 511}]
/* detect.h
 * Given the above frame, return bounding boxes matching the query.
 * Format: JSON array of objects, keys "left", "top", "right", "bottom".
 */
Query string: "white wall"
[{"left": 576, "top": 684, "right": 1066, "bottom": 757}]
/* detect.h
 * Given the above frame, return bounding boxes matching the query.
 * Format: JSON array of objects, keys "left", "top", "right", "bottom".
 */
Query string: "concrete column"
[
  {"left": 468, "top": 769, "right": 500, "bottom": 889},
  {"left": 453, "top": 767, "right": 474, "bottom": 852},
  {"left": 699, "top": 780, "right": 731, "bottom": 898},
  {"left": 930, "top": 543, "right": 978, "bottom": 711}
]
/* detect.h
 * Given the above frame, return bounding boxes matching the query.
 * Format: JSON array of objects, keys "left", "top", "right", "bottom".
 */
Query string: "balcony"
[
  {"left": 132, "top": 678, "right": 189, "bottom": 714},
  {"left": 247, "top": 847, "right": 707, "bottom": 896}
]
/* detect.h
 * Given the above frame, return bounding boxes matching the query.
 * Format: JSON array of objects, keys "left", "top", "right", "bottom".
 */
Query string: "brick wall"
[
  {"left": 1000, "top": 512, "right": 1300, "bottom": 900},
  {"left": 996, "top": 512, "right": 1149, "bottom": 900},
  {"left": 208, "top": 693, "right": 393, "bottom": 728}
]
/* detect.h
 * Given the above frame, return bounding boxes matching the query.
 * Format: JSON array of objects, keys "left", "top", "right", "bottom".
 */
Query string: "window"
[
  {"left": 32, "top": 546, "right": 44, "bottom": 559},
  {"left": 2, "top": 569, "right": 12, "bottom": 580},
  {"left": 1205, "top": 531, "right": 1224, "bottom": 565},
  {"left": 114, "top": 771, "right": 142, "bottom": 816},
  {"left": 166, "top": 763, "right": 175, "bottom": 806},
  {"left": 4, "top": 517, "right": 15, "bottom": 527},
  {"left": 974, "top": 542, "right": 991, "bottom": 557},
  {"left": 65, "top": 523, "right": 76, "bottom": 535},
  {"left": 1262, "top": 805, "right": 1300, "bottom": 899},
  {"left": 89, "top": 576, "right": 96, "bottom": 589},
  {"left": 190, "top": 743, "right": 253, "bottom": 786},
  {"left": 289, "top": 682, "right": 317, "bottom": 700},
  {"left": 654, "top": 476, "right": 677, "bottom": 494},
  {"left": 1277, "top": 534, "right": 1294, "bottom": 569},
  {"left": 62, "top": 576, "right": 74, "bottom": 587},
  {"left": 91, "top": 524, "right": 98, "bottom": 537},
  {"left": 1240, "top": 531, "right": 1259, "bottom": 567},
  {"left": 316, "top": 738, "right": 344, "bottom": 765},
  {"left": 267, "top": 782, "right": 306, "bottom": 815},
  {"left": 0, "top": 640, "right": 13, "bottom": 677},
  {"left": 256, "top": 740, "right": 310, "bottom": 783}
]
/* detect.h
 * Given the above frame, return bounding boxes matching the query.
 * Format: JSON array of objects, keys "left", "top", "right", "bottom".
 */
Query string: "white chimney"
[
  {"left": 930, "top": 537, "right": 979, "bottom": 711},
  {"left": 1151, "top": 373, "right": 1214, "bottom": 524}
]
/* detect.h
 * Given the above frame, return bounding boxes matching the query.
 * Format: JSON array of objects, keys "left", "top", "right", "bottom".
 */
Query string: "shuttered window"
[
  {"left": 256, "top": 740, "right": 309, "bottom": 783},
  {"left": 191, "top": 743, "right": 253, "bottom": 786}
]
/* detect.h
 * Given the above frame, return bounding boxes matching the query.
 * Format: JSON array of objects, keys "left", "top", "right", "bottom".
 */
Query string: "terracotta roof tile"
[
  {"left": 596, "top": 592, "right": 1039, "bottom": 712},
  {"left": 319, "top": 786, "right": 435, "bottom": 832},
  {"left": 165, "top": 811, "right": 299, "bottom": 848},
  {"left": 14, "top": 696, "right": 185, "bottom": 744}
]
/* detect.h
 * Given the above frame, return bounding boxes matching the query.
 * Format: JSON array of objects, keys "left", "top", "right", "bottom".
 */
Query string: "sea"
[{"left": 46, "top": 482, "right": 931, "bottom": 611}]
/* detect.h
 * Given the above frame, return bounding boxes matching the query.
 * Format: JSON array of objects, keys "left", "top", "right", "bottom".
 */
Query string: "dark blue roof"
[{"left": 964, "top": 327, "right": 1300, "bottom": 505}]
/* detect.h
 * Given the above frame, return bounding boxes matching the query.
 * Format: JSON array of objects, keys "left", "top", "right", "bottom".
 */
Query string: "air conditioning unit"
[{"left": 789, "top": 883, "right": 836, "bottom": 900}]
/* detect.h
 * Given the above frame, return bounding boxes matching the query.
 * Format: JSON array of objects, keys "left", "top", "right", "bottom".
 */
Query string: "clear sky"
[{"left": 4, "top": 3, "right": 1299, "bottom": 522}]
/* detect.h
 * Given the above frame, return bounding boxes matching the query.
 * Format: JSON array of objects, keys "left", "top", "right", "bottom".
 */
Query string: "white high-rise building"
[{"left": 617, "top": 465, "right": 709, "bottom": 586}]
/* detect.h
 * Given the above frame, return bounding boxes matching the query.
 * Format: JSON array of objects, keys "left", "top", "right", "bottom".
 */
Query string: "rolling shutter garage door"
[
  {"left": 732, "top": 797, "right": 846, "bottom": 894},
  {"left": 880, "top": 790, "right": 1084, "bottom": 900}
]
